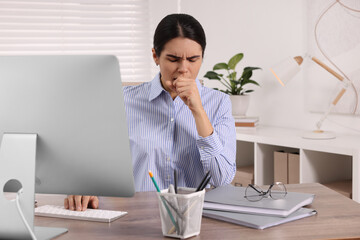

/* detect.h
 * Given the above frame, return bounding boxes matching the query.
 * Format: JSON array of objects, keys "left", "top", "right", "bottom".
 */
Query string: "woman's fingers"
[{"left": 64, "top": 195, "right": 99, "bottom": 211}]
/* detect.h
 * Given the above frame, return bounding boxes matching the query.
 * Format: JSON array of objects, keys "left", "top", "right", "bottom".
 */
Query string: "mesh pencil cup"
[{"left": 157, "top": 187, "right": 205, "bottom": 239}]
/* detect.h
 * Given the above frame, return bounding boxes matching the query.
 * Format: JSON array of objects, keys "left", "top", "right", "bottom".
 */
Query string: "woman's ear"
[{"left": 152, "top": 48, "right": 159, "bottom": 66}]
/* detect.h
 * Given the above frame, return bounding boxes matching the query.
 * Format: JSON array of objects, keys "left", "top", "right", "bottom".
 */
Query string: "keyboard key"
[{"left": 35, "top": 205, "right": 127, "bottom": 223}]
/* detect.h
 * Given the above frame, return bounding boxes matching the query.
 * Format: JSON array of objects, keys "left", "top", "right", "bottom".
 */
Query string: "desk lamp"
[
  {"left": 269, "top": 0, "right": 360, "bottom": 140},
  {"left": 270, "top": 55, "right": 349, "bottom": 139}
]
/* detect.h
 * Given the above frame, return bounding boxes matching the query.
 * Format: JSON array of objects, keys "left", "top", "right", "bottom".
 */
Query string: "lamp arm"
[
  {"left": 311, "top": 56, "right": 349, "bottom": 130},
  {"left": 316, "top": 87, "right": 347, "bottom": 130},
  {"left": 311, "top": 57, "right": 344, "bottom": 82},
  {"left": 316, "top": 105, "right": 334, "bottom": 130}
]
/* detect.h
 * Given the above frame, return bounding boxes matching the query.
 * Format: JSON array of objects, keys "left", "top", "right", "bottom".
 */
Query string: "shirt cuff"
[{"left": 196, "top": 131, "right": 223, "bottom": 162}]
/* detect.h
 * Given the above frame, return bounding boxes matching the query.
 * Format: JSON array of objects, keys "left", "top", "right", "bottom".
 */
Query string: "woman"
[{"left": 65, "top": 13, "right": 236, "bottom": 211}]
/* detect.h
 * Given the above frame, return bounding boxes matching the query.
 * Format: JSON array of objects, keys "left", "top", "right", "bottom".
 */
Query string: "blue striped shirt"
[{"left": 124, "top": 73, "right": 236, "bottom": 192}]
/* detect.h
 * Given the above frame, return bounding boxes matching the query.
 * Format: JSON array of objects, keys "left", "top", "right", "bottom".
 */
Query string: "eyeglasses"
[{"left": 244, "top": 182, "right": 287, "bottom": 202}]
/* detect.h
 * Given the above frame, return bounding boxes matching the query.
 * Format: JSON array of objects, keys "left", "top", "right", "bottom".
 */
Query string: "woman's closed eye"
[
  {"left": 168, "top": 58, "right": 197, "bottom": 63},
  {"left": 187, "top": 56, "right": 200, "bottom": 62},
  {"left": 166, "top": 54, "right": 201, "bottom": 63}
]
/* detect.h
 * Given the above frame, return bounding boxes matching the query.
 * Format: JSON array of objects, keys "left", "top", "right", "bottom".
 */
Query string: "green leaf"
[
  {"left": 244, "top": 90, "right": 254, "bottom": 93},
  {"left": 204, "top": 71, "right": 220, "bottom": 80},
  {"left": 244, "top": 66, "right": 262, "bottom": 72},
  {"left": 213, "top": 62, "right": 228, "bottom": 71},
  {"left": 242, "top": 79, "right": 260, "bottom": 86},
  {"left": 242, "top": 67, "right": 261, "bottom": 79},
  {"left": 242, "top": 70, "right": 253, "bottom": 79},
  {"left": 228, "top": 72, "right": 237, "bottom": 81},
  {"left": 228, "top": 53, "right": 244, "bottom": 70}
]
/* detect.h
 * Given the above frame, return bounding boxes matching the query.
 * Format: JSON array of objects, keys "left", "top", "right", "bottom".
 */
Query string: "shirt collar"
[
  {"left": 149, "top": 73, "right": 203, "bottom": 102},
  {"left": 149, "top": 73, "right": 165, "bottom": 102}
]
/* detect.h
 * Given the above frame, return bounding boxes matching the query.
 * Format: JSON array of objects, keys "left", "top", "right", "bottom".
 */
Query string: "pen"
[
  {"left": 200, "top": 175, "right": 211, "bottom": 191},
  {"left": 174, "top": 169, "right": 178, "bottom": 194},
  {"left": 148, "top": 171, "right": 179, "bottom": 234},
  {"left": 196, "top": 170, "right": 210, "bottom": 192}
]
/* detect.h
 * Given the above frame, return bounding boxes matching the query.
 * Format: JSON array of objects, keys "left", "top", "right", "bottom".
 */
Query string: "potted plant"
[{"left": 203, "top": 53, "right": 261, "bottom": 116}]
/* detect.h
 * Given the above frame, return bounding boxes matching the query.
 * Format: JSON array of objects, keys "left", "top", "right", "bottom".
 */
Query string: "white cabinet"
[{"left": 235, "top": 126, "right": 359, "bottom": 202}]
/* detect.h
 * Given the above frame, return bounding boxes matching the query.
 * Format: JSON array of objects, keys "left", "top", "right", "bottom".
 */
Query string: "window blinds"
[{"left": 0, "top": 0, "right": 152, "bottom": 82}]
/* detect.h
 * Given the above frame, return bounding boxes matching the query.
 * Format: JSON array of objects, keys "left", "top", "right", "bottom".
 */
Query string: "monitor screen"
[{"left": 0, "top": 55, "right": 135, "bottom": 197}]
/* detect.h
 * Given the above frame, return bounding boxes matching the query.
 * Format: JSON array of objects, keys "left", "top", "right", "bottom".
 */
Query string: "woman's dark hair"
[{"left": 153, "top": 14, "right": 206, "bottom": 57}]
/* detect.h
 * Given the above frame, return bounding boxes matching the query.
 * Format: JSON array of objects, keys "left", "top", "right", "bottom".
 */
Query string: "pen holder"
[{"left": 157, "top": 187, "right": 205, "bottom": 239}]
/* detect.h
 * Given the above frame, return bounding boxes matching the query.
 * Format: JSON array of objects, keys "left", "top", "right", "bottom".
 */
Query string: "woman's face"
[{"left": 152, "top": 37, "right": 203, "bottom": 92}]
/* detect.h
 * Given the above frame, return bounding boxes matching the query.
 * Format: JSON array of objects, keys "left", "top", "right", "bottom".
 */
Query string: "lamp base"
[{"left": 302, "top": 130, "right": 336, "bottom": 140}]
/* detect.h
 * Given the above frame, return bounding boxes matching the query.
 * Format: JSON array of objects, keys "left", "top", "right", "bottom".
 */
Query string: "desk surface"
[{"left": 34, "top": 183, "right": 360, "bottom": 240}]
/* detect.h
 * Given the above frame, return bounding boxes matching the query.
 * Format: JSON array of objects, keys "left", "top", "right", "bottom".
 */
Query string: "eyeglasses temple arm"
[
  {"left": 265, "top": 184, "right": 275, "bottom": 194},
  {"left": 249, "top": 184, "right": 262, "bottom": 194}
]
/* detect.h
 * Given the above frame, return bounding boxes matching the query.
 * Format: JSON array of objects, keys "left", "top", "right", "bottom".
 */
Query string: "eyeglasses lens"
[
  {"left": 245, "top": 184, "right": 263, "bottom": 202},
  {"left": 270, "top": 182, "right": 287, "bottom": 199}
]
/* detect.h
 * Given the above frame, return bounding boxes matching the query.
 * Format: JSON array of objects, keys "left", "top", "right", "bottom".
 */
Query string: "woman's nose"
[{"left": 178, "top": 60, "right": 189, "bottom": 74}]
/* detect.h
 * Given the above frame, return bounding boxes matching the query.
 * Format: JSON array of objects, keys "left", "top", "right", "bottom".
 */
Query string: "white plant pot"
[{"left": 230, "top": 95, "right": 250, "bottom": 117}]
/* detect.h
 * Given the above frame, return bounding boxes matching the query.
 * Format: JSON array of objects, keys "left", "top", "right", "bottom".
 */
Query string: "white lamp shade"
[{"left": 270, "top": 56, "right": 302, "bottom": 86}]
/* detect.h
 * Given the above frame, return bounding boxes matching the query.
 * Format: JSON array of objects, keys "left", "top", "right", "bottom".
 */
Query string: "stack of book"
[
  {"left": 234, "top": 116, "right": 259, "bottom": 128},
  {"left": 202, "top": 184, "right": 316, "bottom": 230}
]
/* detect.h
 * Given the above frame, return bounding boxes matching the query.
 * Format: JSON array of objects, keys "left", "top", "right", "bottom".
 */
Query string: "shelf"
[
  {"left": 236, "top": 125, "right": 359, "bottom": 155},
  {"left": 235, "top": 125, "right": 360, "bottom": 203}
]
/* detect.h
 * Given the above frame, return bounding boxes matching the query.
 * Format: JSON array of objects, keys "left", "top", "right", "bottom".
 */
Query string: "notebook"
[
  {"left": 204, "top": 185, "right": 315, "bottom": 217},
  {"left": 203, "top": 207, "right": 317, "bottom": 229}
]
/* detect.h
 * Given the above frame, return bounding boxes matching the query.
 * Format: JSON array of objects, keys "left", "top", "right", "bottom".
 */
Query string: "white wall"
[{"left": 149, "top": 0, "right": 360, "bottom": 136}]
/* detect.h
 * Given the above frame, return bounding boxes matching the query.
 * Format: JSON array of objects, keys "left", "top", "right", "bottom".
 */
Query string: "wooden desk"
[{"left": 34, "top": 183, "right": 360, "bottom": 240}]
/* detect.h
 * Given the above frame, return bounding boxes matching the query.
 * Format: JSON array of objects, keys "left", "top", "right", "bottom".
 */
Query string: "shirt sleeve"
[{"left": 196, "top": 94, "right": 236, "bottom": 187}]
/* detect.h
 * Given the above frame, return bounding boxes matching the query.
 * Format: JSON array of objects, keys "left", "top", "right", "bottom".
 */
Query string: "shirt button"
[
  {"left": 200, "top": 146, "right": 204, "bottom": 150},
  {"left": 170, "top": 118, "right": 174, "bottom": 122},
  {"left": 167, "top": 175, "right": 171, "bottom": 180},
  {"left": 167, "top": 157, "right": 170, "bottom": 161}
]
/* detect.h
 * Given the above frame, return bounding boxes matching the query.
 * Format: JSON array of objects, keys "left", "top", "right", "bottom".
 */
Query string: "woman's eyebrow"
[
  {"left": 166, "top": 54, "right": 201, "bottom": 60},
  {"left": 166, "top": 54, "right": 181, "bottom": 59}
]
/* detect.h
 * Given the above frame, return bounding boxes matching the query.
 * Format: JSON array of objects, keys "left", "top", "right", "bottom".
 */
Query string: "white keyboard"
[{"left": 35, "top": 205, "right": 127, "bottom": 223}]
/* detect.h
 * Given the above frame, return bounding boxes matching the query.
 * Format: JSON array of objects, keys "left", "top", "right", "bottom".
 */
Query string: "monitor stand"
[{"left": 0, "top": 134, "right": 67, "bottom": 240}]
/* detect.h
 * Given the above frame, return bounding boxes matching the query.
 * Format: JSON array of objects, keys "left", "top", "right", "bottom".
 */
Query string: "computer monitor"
[{"left": 0, "top": 55, "right": 135, "bottom": 239}]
